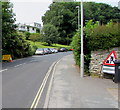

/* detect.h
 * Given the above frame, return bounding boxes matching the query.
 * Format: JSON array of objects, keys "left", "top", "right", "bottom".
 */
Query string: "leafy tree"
[
  {"left": 42, "top": 2, "right": 120, "bottom": 45},
  {"left": 25, "top": 32, "right": 31, "bottom": 40},
  {"left": 29, "top": 33, "right": 41, "bottom": 42},
  {"left": 2, "top": 2, "right": 17, "bottom": 52},
  {"left": 2, "top": 1, "right": 35, "bottom": 58},
  {"left": 41, "top": 24, "right": 59, "bottom": 46}
]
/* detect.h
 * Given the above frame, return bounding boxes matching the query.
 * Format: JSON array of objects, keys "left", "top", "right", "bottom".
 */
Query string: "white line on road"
[
  {"left": 0, "top": 69, "right": 8, "bottom": 72},
  {"left": 29, "top": 60, "right": 37, "bottom": 63},
  {"left": 14, "top": 63, "right": 26, "bottom": 68}
]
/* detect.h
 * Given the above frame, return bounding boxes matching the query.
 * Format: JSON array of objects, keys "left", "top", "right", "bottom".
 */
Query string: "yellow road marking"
[{"left": 30, "top": 62, "right": 55, "bottom": 110}]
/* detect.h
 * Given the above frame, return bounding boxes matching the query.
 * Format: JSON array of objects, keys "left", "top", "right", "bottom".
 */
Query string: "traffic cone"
[{"left": 9, "top": 56, "right": 13, "bottom": 62}]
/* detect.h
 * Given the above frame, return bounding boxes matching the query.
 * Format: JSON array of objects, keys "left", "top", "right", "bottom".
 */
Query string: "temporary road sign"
[
  {"left": 2, "top": 55, "right": 13, "bottom": 62},
  {"left": 102, "top": 65, "right": 115, "bottom": 74},
  {"left": 102, "top": 51, "right": 117, "bottom": 75},
  {"left": 103, "top": 50, "right": 117, "bottom": 66}
]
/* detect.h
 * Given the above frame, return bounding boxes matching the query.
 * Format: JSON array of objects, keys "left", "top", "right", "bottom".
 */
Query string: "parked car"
[
  {"left": 70, "top": 48, "right": 73, "bottom": 51},
  {"left": 35, "top": 48, "right": 45, "bottom": 55},
  {"left": 59, "top": 48, "right": 67, "bottom": 52},
  {"left": 44, "top": 48, "right": 52, "bottom": 54},
  {"left": 54, "top": 48, "right": 58, "bottom": 53},
  {"left": 49, "top": 48, "right": 58, "bottom": 53},
  {"left": 49, "top": 48, "right": 55, "bottom": 53},
  {"left": 48, "top": 48, "right": 52, "bottom": 54}
]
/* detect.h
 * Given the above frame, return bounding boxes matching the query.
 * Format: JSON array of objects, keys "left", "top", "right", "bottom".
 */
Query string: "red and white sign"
[{"left": 103, "top": 50, "right": 117, "bottom": 66}]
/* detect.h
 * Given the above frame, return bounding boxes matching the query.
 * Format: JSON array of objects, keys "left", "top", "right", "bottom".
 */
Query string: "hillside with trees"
[
  {"left": 42, "top": 2, "right": 120, "bottom": 45},
  {"left": 2, "top": 1, "right": 120, "bottom": 61}
]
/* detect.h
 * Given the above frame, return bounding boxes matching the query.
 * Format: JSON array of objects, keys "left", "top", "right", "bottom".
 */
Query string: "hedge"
[{"left": 71, "top": 22, "right": 120, "bottom": 74}]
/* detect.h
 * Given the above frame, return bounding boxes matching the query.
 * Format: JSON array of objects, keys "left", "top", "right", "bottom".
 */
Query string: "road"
[{"left": 2, "top": 52, "right": 72, "bottom": 108}]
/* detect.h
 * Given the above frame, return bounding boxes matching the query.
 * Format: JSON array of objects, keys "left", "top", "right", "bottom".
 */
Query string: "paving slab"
[{"left": 47, "top": 54, "right": 118, "bottom": 108}]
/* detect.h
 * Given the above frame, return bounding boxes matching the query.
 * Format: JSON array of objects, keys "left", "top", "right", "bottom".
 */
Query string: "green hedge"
[
  {"left": 87, "top": 23, "right": 120, "bottom": 50},
  {"left": 71, "top": 22, "right": 120, "bottom": 73},
  {"left": 2, "top": 33, "right": 37, "bottom": 59}
]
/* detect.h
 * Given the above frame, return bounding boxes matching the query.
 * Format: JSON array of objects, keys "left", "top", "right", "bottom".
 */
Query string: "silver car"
[{"left": 35, "top": 48, "right": 45, "bottom": 55}]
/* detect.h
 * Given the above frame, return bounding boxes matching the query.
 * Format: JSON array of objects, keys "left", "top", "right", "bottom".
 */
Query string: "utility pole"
[{"left": 80, "top": 0, "right": 84, "bottom": 78}]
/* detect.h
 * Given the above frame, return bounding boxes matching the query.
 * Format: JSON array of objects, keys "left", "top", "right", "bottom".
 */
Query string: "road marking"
[
  {"left": 14, "top": 63, "right": 26, "bottom": 68},
  {"left": 30, "top": 62, "right": 56, "bottom": 110},
  {"left": 0, "top": 69, "right": 8, "bottom": 72},
  {"left": 30, "top": 54, "right": 72, "bottom": 109},
  {"left": 29, "top": 60, "right": 37, "bottom": 63},
  {"left": 43, "top": 57, "right": 64, "bottom": 108}
]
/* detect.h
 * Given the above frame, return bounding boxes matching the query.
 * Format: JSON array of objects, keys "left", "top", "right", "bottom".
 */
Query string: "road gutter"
[
  {"left": 30, "top": 61, "right": 56, "bottom": 110},
  {"left": 43, "top": 54, "right": 72, "bottom": 108}
]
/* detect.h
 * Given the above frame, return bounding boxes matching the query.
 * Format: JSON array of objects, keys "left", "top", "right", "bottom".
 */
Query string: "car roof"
[{"left": 37, "top": 48, "right": 43, "bottom": 50}]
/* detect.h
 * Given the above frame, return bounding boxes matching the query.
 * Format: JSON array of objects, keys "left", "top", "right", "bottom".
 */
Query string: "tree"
[
  {"left": 25, "top": 32, "right": 31, "bottom": 40},
  {"left": 2, "top": 1, "right": 17, "bottom": 52},
  {"left": 2, "top": 1, "right": 35, "bottom": 58},
  {"left": 29, "top": 33, "right": 41, "bottom": 43},
  {"left": 41, "top": 24, "right": 59, "bottom": 46},
  {"left": 42, "top": 2, "right": 120, "bottom": 45}
]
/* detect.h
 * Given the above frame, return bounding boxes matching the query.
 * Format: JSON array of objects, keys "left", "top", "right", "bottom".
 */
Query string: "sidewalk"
[{"left": 47, "top": 54, "right": 118, "bottom": 108}]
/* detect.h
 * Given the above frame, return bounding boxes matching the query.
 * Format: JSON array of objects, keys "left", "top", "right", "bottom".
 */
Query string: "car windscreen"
[{"left": 37, "top": 49, "right": 43, "bottom": 51}]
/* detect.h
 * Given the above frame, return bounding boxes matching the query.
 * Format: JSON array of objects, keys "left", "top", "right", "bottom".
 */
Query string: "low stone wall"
[{"left": 89, "top": 47, "right": 120, "bottom": 74}]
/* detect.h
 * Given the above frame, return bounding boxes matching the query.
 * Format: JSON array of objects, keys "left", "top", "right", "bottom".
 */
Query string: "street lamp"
[
  {"left": 80, "top": 0, "right": 84, "bottom": 78},
  {"left": 76, "top": 0, "right": 84, "bottom": 78},
  {"left": 76, "top": 6, "right": 80, "bottom": 30}
]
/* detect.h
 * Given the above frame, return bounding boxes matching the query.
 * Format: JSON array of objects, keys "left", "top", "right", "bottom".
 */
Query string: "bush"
[
  {"left": 88, "top": 23, "right": 120, "bottom": 51},
  {"left": 71, "top": 21, "right": 120, "bottom": 74},
  {"left": 71, "top": 31, "right": 80, "bottom": 66},
  {"left": 2, "top": 33, "right": 37, "bottom": 59}
]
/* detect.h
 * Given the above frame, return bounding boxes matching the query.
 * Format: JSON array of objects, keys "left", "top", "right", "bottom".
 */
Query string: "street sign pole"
[{"left": 80, "top": 0, "right": 84, "bottom": 78}]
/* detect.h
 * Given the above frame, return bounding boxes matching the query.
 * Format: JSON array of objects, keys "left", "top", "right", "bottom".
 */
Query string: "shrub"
[
  {"left": 71, "top": 21, "right": 120, "bottom": 74},
  {"left": 71, "top": 31, "right": 80, "bottom": 66}
]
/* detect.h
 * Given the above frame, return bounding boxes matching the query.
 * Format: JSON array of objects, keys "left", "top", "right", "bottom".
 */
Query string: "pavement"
[{"left": 45, "top": 54, "right": 119, "bottom": 108}]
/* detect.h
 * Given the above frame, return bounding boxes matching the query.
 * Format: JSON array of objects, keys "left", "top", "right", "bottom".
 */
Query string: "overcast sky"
[{"left": 10, "top": 0, "right": 120, "bottom": 25}]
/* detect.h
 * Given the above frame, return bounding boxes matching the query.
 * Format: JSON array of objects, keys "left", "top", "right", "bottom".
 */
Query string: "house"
[{"left": 17, "top": 22, "right": 41, "bottom": 33}]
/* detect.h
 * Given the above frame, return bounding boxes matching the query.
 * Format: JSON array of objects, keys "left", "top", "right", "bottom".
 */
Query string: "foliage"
[
  {"left": 88, "top": 23, "right": 120, "bottom": 51},
  {"left": 71, "top": 31, "right": 80, "bottom": 66},
  {"left": 25, "top": 32, "right": 31, "bottom": 40},
  {"left": 28, "top": 41, "right": 71, "bottom": 50},
  {"left": 41, "top": 24, "right": 59, "bottom": 46},
  {"left": 71, "top": 20, "right": 120, "bottom": 73},
  {"left": 2, "top": 1, "right": 36, "bottom": 59},
  {"left": 42, "top": 2, "right": 120, "bottom": 45},
  {"left": 29, "top": 33, "right": 41, "bottom": 42}
]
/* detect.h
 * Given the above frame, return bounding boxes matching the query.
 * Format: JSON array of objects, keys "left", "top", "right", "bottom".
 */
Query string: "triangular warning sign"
[{"left": 103, "top": 51, "right": 117, "bottom": 66}]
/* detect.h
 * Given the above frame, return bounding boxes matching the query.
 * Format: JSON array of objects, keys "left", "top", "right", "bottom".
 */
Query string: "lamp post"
[
  {"left": 80, "top": 0, "right": 84, "bottom": 78},
  {"left": 76, "top": 6, "right": 80, "bottom": 30},
  {"left": 76, "top": 0, "right": 84, "bottom": 78}
]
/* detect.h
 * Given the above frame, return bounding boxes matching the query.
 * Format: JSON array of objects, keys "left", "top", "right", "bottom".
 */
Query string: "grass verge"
[{"left": 28, "top": 41, "right": 71, "bottom": 50}]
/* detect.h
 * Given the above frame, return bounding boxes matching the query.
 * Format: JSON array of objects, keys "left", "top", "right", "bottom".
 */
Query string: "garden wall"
[{"left": 89, "top": 47, "right": 120, "bottom": 74}]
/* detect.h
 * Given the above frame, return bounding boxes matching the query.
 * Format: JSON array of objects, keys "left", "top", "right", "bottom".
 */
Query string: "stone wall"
[{"left": 89, "top": 47, "right": 120, "bottom": 74}]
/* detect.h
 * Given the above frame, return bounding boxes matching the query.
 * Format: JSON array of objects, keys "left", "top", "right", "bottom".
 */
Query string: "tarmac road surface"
[{"left": 2, "top": 52, "right": 72, "bottom": 108}]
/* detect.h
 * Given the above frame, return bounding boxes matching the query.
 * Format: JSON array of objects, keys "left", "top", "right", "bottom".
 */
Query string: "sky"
[{"left": 10, "top": 0, "right": 120, "bottom": 26}]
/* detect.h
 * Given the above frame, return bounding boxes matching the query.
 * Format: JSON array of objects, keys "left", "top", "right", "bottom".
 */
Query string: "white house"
[{"left": 17, "top": 22, "right": 41, "bottom": 33}]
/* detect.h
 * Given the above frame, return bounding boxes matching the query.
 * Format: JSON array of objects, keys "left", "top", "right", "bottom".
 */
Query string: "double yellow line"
[{"left": 30, "top": 62, "right": 56, "bottom": 110}]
